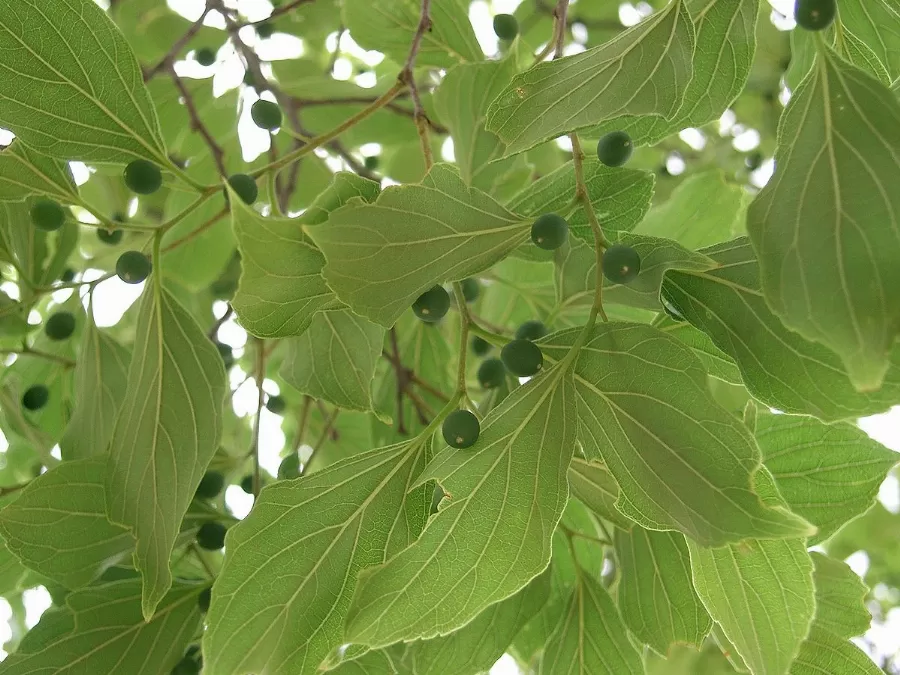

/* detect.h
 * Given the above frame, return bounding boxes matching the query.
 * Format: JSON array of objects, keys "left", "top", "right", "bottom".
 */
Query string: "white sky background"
[{"left": 0, "top": 0, "right": 898, "bottom": 670}]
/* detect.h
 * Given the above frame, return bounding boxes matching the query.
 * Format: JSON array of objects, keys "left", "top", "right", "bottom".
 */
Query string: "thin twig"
[
  {"left": 570, "top": 134, "right": 609, "bottom": 322},
  {"left": 389, "top": 328, "right": 407, "bottom": 435},
  {"left": 170, "top": 68, "right": 228, "bottom": 177},
  {"left": 0, "top": 348, "right": 76, "bottom": 369},
  {"left": 242, "top": 0, "right": 315, "bottom": 27},
  {"left": 291, "top": 396, "right": 313, "bottom": 454},
  {"left": 190, "top": 543, "right": 217, "bottom": 579},
  {"left": 302, "top": 407, "right": 340, "bottom": 475},
  {"left": 161, "top": 208, "right": 228, "bottom": 253},
  {"left": 399, "top": 0, "right": 434, "bottom": 170},
  {"left": 327, "top": 25, "right": 345, "bottom": 75},
  {"left": 144, "top": 7, "right": 211, "bottom": 80},
  {"left": 250, "top": 339, "right": 267, "bottom": 499},
  {"left": 207, "top": 304, "right": 234, "bottom": 340}
]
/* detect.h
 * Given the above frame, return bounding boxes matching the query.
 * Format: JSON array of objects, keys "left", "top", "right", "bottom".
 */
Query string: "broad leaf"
[
  {"left": 345, "top": 362, "right": 577, "bottom": 647},
  {"left": 308, "top": 164, "right": 530, "bottom": 328},
  {"left": 0, "top": 0, "right": 168, "bottom": 164},
  {"left": 0, "top": 141, "right": 78, "bottom": 203},
  {"left": 105, "top": 285, "right": 226, "bottom": 619},
  {"left": 485, "top": 0, "right": 695, "bottom": 155},
  {"left": 476, "top": 256, "right": 557, "bottom": 330},
  {"left": 567, "top": 457, "right": 633, "bottom": 530},
  {"left": 615, "top": 527, "right": 712, "bottom": 653},
  {"left": 205, "top": 441, "right": 428, "bottom": 675},
  {"left": 790, "top": 627, "right": 882, "bottom": 675},
  {"left": 746, "top": 46, "right": 900, "bottom": 391},
  {"left": 663, "top": 238, "right": 900, "bottom": 421},
  {"left": 837, "top": 0, "right": 900, "bottom": 81},
  {"left": 296, "top": 172, "right": 381, "bottom": 226},
  {"left": 0, "top": 580, "right": 203, "bottom": 675},
  {"left": 810, "top": 552, "right": 871, "bottom": 639},
  {"left": 652, "top": 316, "right": 744, "bottom": 384},
  {"left": 542, "top": 324, "right": 813, "bottom": 546},
  {"left": 280, "top": 308, "right": 384, "bottom": 412}
]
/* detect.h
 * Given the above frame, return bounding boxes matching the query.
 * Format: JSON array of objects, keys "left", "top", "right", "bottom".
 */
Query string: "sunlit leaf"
[
  {"left": 810, "top": 552, "right": 872, "bottom": 639},
  {"left": 567, "top": 457, "right": 633, "bottom": 530},
  {"left": 0, "top": 141, "right": 78, "bottom": 203},
  {"left": 790, "top": 627, "right": 882, "bottom": 675}
]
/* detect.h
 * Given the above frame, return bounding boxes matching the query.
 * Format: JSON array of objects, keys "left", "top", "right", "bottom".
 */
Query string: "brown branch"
[
  {"left": 399, "top": 0, "right": 434, "bottom": 171},
  {"left": 207, "top": 304, "right": 233, "bottom": 340},
  {"left": 242, "top": 0, "right": 316, "bottom": 27},
  {"left": 169, "top": 68, "right": 228, "bottom": 177},
  {"left": 161, "top": 207, "right": 228, "bottom": 253},
  {"left": 302, "top": 407, "right": 340, "bottom": 476},
  {"left": 534, "top": 0, "right": 622, "bottom": 31},
  {"left": 144, "top": 7, "right": 211, "bottom": 81}
]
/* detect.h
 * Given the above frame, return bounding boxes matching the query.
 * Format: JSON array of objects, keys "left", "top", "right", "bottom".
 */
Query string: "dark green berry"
[
  {"left": 97, "top": 228, "right": 124, "bottom": 245},
  {"left": 596, "top": 130, "right": 633, "bottom": 167},
  {"left": 364, "top": 155, "right": 380, "bottom": 171},
  {"left": 501, "top": 339, "right": 543, "bottom": 377},
  {"left": 243, "top": 70, "right": 257, "bottom": 88},
  {"left": 22, "top": 384, "right": 49, "bottom": 411},
  {"left": 256, "top": 21, "right": 274, "bottom": 38},
  {"left": 251, "top": 99, "right": 282, "bottom": 131},
  {"left": 442, "top": 409, "right": 480, "bottom": 449},
  {"left": 45, "top": 311, "right": 75, "bottom": 341},
  {"left": 413, "top": 285, "right": 451, "bottom": 322},
  {"left": 460, "top": 278, "right": 480, "bottom": 303},
  {"left": 116, "top": 251, "right": 152, "bottom": 284},
  {"left": 60, "top": 268, "right": 76, "bottom": 283},
  {"left": 471, "top": 336, "right": 492, "bottom": 357},
  {"left": 227, "top": 174, "right": 258, "bottom": 205},
  {"left": 794, "top": 0, "right": 836, "bottom": 31},
  {"left": 278, "top": 453, "right": 300, "bottom": 480},
  {"left": 195, "top": 47, "right": 216, "bottom": 66},
  {"left": 266, "top": 395, "right": 287, "bottom": 415},
  {"left": 493, "top": 13, "right": 519, "bottom": 40},
  {"left": 124, "top": 159, "right": 162, "bottom": 195},
  {"left": 477, "top": 357, "right": 506, "bottom": 389},
  {"left": 30, "top": 199, "right": 66, "bottom": 231},
  {"left": 171, "top": 655, "right": 201, "bottom": 675},
  {"left": 195, "top": 471, "right": 225, "bottom": 500},
  {"left": 197, "top": 588, "right": 211, "bottom": 613},
  {"left": 240, "top": 474, "right": 254, "bottom": 494},
  {"left": 196, "top": 522, "right": 227, "bottom": 550},
  {"left": 745, "top": 151, "right": 763, "bottom": 171},
  {"left": 601, "top": 244, "right": 642, "bottom": 284},
  {"left": 515, "top": 320, "right": 547, "bottom": 341},
  {"left": 530, "top": 213, "right": 568, "bottom": 250},
  {"left": 215, "top": 342, "right": 235, "bottom": 369}
]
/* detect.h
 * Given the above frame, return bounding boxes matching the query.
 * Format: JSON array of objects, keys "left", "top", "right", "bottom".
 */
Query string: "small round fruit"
[
  {"left": 530, "top": 213, "right": 568, "bottom": 250},
  {"left": 460, "top": 278, "right": 480, "bottom": 303},
  {"left": 45, "top": 311, "right": 75, "bottom": 341},
  {"left": 256, "top": 21, "right": 274, "bottom": 38},
  {"left": 601, "top": 244, "right": 642, "bottom": 284},
  {"left": 195, "top": 471, "right": 225, "bottom": 500},
  {"left": 501, "top": 339, "right": 543, "bottom": 377},
  {"left": 413, "top": 285, "right": 451, "bottom": 322},
  {"left": 195, "top": 47, "right": 216, "bottom": 66},
  {"left": 364, "top": 155, "right": 380, "bottom": 171},
  {"left": 124, "top": 159, "right": 163, "bottom": 195},
  {"left": 30, "top": 199, "right": 66, "bottom": 231},
  {"left": 477, "top": 357, "right": 506, "bottom": 389},
  {"left": 251, "top": 99, "right": 282, "bottom": 131},
  {"left": 493, "top": 13, "right": 519, "bottom": 40},
  {"left": 215, "top": 341, "right": 235, "bottom": 369},
  {"left": 515, "top": 320, "right": 547, "bottom": 341},
  {"left": 60, "top": 268, "right": 76, "bottom": 283},
  {"left": 97, "top": 228, "right": 124, "bottom": 245},
  {"left": 116, "top": 251, "right": 152, "bottom": 284},
  {"left": 197, "top": 588, "right": 211, "bottom": 613},
  {"left": 278, "top": 453, "right": 300, "bottom": 480},
  {"left": 243, "top": 70, "right": 257, "bottom": 88},
  {"left": 240, "top": 474, "right": 254, "bottom": 494},
  {"left": 442, "top": 409, "right": 480, "bottom": 449},
  {"left": 266, "top": 395, "right": 287, "bottom": 415},
  {"left": 596, "top": 130, "right": 633, "bottom": 167},
  {"left": 227, "top": 174, "right": 258, "bottom": 205},
  {"left": 22, "top": 384, "right": 49, "bottom": 411},
  {"left": 196, "top": 522, "right": 227, "bottom": 550},
  {"left": 471, "top": 336, "right": 492, "bottom": 357},
  {"left": 794, "top": 0, "right": 836, "bottom": 31}
]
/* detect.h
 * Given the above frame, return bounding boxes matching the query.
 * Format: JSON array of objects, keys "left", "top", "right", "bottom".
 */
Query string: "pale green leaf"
[
  {"left": 0, "top": 539, "right": 28, "bottom": 596},
  {"left": 0, "top": 458, "right": 133, "bottom": 590},
  {"left": 541, "top": 324, "right": 814, "bottom": 546},
  {"left": 0, "top": 0, "right": 168, "bottom": 164},
  {"left": 345, "top": 362, "right": 577, "bottom": 647},
  {"left": 161, "top": 192, "right": 235, "bottom": 291},
  {"left": 538, "top": 572, "right": 643, "bottom": 675},
  {"left": 615, "top": 527, "right": 712, "bottom": 653},
  {"left": 478, "top": 256, "right": 556, "bottom": 330},
  {"left": 59, "top": 312, "right": 130, "bottom": 461},
  {"left": 325, "top": 649, "right": 401, "bottom": 675},
  {"left": 0, "top": 141, "right": 78, "bottom": 203},
  {"left": 0, "top": 579, "right": 203, "bottom": 675},
  {"left": 280, "top": 309, "right": 385, "bottom": 412},
  {"left": 810, "top": 552, "right": 872, "bottom": 639},
  {"left": 837, "top": 0, "right": 900, "bottom": 81},
  {"left": 645, "top": 643, "right": 742, "bottom": 675},
  {"left": 756, "top": 414, "right": 898, "bottom": 544},
  {"left": 230, "top": 190, "right": 341, "bottom": 338},
  {"left": 307, "top": 164, "right": 530, "bottom": 328},
  {"left": 296, "top": 171, "right": 381, "bottom": 226},
  {"left": 662, "top": 238, "right": 900, "bottom": 421},
  {"left": 105, "top": 286, "right": 226, "bottom": 619},
  {"left": 652, "top": 315, "right": 744, "bottom": 384},
  {"left": 485, "top": 0, "right": 694, "bottom": 155},
  {"left": 204, "top": 441, "right": 427, "bottom": 675},
  {"left": 568, "top": 457, "right": 634, "bottom": 530},
  {"left": 789, "top": 627, "right": 882, "bottom": 675},
  {"left": 747, "top": 46, "right": 900, "bottom": 391}
]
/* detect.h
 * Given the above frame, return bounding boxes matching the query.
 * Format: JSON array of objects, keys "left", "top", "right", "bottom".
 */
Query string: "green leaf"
[
  {"left": 0, "top": 0, "right": 168, "bottom": 164},
  {"left": 756, "top": 414, "right": 898, "bottom": 544},
  {"left": 789, "top": 627, "right": 882, "bottom": 675},
  {"left": 0, "top": 539, "right": 28, "bottom": 596},
  {"left": 0, "top": 579, "right": 203, "bottom": 675},
  {"left": 296, "top": 172, "right": 381, "bottom": 226},
  {"left": 477, "top": 255, "right": 556, "bottom": 329},
  {"left": 485, "top": 0, "right": 695, "bottom": 155},
  {"left": 0, "top": 458, "right": 133, "bottom": 590},
  {"left": 325, "top": 649, "right": 402, "bottom": 674},
  {"left": 204, "top": 441, "right": 428, "bottom": 675},
  {"left": 399, "top": 568, "right": 551, "bottom": 675},
  {"left": 104, "top": 286, "right": 226, "bottom": 619},
  {"left": 662, "top": 238, "right": 900, "bottom": 421},
  {"left": 746, "top": 46, "right": 900, "bottom": 391},
  {"left": 280, "top": 309, "right": 385, "bottom": 412},
  {"left": 538, "top": 572, "right": 643, "bottom": 675},
  {"left": 652, "top": 315, "right": 744, "bottom": 385},
  {"left": 307, "top": 164, "right": 530, "bottom": 328},
  {"left": 230, "top": 191, "right": 341, "bottom": 338},
  {"left": 809, "top": 552, "right": 871, "bottom": 639},
  {"left": 160, "top": 193, "right": 235, "bottom": 291},
  {"left": 507, "top": 158, "right": 656, "bottom": 244},
  {"left": 0, "top": 141, "right": 78, "bottom": 203},
  {"left": 541, "top": 324, "right": 814, "bottom": 546},
  {"left": 345, "top": 362, "right": 577, "bottom": 647},
  {"left": 645, "top": 643, "right": 742, "bottom": 675},
  {"left": 341, "top": 0, "right": 481, "bottom": 67},
  {"left": 615, "top": 527, "right": 712, "bottom": 653},
  {"left": 568, "top": 457, "right": 634, "bottom": 530},
  {"left": 59, "top": 312, "right": 130, "bottom": 461},
  {"left": 835, "top": 0, "right": 900, "bottom": 81}
]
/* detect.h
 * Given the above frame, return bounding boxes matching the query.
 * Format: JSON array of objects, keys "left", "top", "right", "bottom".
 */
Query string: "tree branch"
[
  {"left": 399, "top": 0, "right": 434, "bottom": 171},
  {"left": 169, "top": 68, "right": 228, "bottom": 177},
  {"left": 144, "top": 7, "right": 211, "bottom": 81}
]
